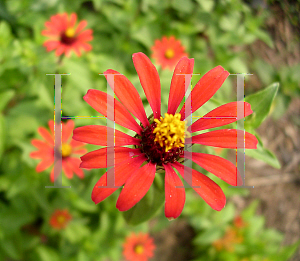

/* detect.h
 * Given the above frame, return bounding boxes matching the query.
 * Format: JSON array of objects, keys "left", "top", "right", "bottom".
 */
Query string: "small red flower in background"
[
  {"left": 30, "top": 120, "right": 87, "bottom": 182},
  {"left": 49, "top": 209, "right": 72, "bottom": 229},
  {"left": 73, "top": 52, "right": 258, "bottom": 220},
  {"left": 151, "top": 36, "right": 188, "bottom": 70},
  {"left": 123, "top": 232, "right": 155, "bottom": 261},
  {"left": 233, "top": 216, "right": 247, "bottom": 228},
  {"left": 42, "top": 13, "right": 93, "bottom": 57}
]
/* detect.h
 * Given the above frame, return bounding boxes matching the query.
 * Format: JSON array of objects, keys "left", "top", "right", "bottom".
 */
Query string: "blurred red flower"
[
  {"left": 42, "top": 13, "right": 93, "bottom": 57},
  {"left": 30, "top": 120, "right": 87, "bottom": 182},
  {"left": 123, "top": 232, "right": 155, "bottom": 261},
  {"left": 73, "top": 52, "right": 258, "bottom": 220},
  {"left": 49, "top": 209, "right": 72, "bottom": 230},
  {"left": 151, "top": 36, "right": 188, "bottom": 70}
]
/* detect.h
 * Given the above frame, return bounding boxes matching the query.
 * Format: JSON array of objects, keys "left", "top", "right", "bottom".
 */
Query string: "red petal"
[
  {"left": 186, "top": 129, "right": 258, "bottom": 149},
  {"left": 73, "top": 125, "right": 140, "bottom": 146},
  {"left": 31, "top": 139, "right": 52, "bottom": 151},
  {"left": 80, "top": 147, "right": 142, "bottom": 169},
  {"left": 180, "top": 66, "right": 229, "bottom": 119},
  {"left": 70, "top": 139, "right": 86, "bottom": 148},
  {"left": 55, "top": 45, "right": 66, "bottom": 56},
  {"left": 62, "top": 159, "right": 73, "bottom": 179},
  {"left": 75, "top": 20, "right": 88, "bottom": 34},
  {"left": 163, "top": 164, "right": 185, "bottom": 219},
  {"left": 72, "top": 148, "right": 87, "bottom": 155},
  {"left": 36, "top": 157, "right": 53, "bottom": 172},
  {"left": 167, "top": 57, "right": 194, "bottom": 115},
  {"left": 48, "top": 120, "right": 54, "bottom": 136},
  {"left": 38, "top": 127, "right": 54, "bottom": 145},
  {"left": 83, "top": 89, "right": 142, "bottom": 135},
  {"left": 172, "top": 162, "right": 226, "bottom": 211},
  {"left": 116, "top": 162, "right": 156, "bottom": 211},
  {"left": 132, "top": 52, "right": 161, "bottom": 119},
  {"left": 104, "top": 69, "right": 149, "bottom": 128},
  {"left": 92, "top": 155, "right": 146, "bottom": 204},
  {"left": 69, "top": 13, "right": 77, "bottom": 28},
  {"left": 183, "top": 151, "right": 239, "bottom": 186},
  {"left": 189, "top": 102, "right": 253, "bottom": 132},
  {"left": 62, "top": 120, "right": 74, "bottom": 143},
  {"left": 68, "top": 157, "right": 84, "bottom": 178}
]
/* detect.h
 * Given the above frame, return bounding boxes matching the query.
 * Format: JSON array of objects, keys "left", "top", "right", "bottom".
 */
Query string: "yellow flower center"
[
  {"left": 153, "top": 113, "right": 185, "bottom": 152},
  {"left": 134, "top": 244, "right": 144, "bottom": 254},
  {"left": 165, "top": 48, "right": 175, "bottom": 59},
  {"left": 61, "top": 143, "right": 72, "bottom": 157},
  {"left": 65, "top": 28, "right": 75, "bottom": 38},
  {"left": 57, "top": 215, "right": 66, "bottom": 224}
]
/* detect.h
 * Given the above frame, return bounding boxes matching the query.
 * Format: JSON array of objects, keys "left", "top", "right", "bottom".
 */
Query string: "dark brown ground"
[{"left": 151, "top": 2, "right": 300, "bottom": 261}]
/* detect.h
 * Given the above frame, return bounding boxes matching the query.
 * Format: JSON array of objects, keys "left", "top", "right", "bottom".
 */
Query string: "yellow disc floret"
[
  {"left": 134, "top": 244, "right": 144, "bottom": 254},
  {"left": 65, "top": 28, "right": 75, "bottom": 38},
  {"left": 61, "top": 143, "right": 72, "bottom": 157},
  {"left": 153, "top": 113, "right": 185, "bottom": 152},
  {"left": 165, "top": 48, "right": 175, "bottom": 59}
]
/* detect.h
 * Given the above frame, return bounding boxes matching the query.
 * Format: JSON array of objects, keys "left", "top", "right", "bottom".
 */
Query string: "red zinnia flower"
[
  {"left": 151, "top": 36, "right": 188, "bottom": 70},
  {"left": 42, "top": 13, "right": 93, "bottom": 57},
  {"left": 73, "top": 52, "right": 258, "bottom": 219},
  {"left": 123, "top": 232, "right": 155, "bottom": 261},
  {"left": 30, "top": 120, "right": 87, "bottom": 182},
  {"left": 49, "top": 209, "right": 72, "bottom": 229}
]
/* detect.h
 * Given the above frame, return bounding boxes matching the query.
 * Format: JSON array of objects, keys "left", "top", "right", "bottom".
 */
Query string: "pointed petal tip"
[{"left": 167, "top": 217, "right": 175, "bottom": 221}]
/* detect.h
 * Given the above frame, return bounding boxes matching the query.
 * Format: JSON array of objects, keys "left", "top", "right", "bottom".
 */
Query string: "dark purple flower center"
[
  {"left": 138, "top": 122, "right": 184, "bottom": 166},
  {"left": 60, "top": 28, "right": 77, "bottom": 45}
]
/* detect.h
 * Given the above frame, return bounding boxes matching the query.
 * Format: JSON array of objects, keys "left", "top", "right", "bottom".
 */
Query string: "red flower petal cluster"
[
  {"left": 123, "top": 232, "right": 155, "bottom": 261},
  {"left": 151, "top": 36, "right": 188, "bottom": 70},
  {"left": 49, "top": 209, "right": 72, "bottom": 230},
  {"left": 42, "top": 13, "right": 93, "bottom": 57},
  {"left": 30, "top": 120, "right": 87, "bottom": 182},
  {"left": 73, "top": 52, "right": 258, "bottom": 219}
]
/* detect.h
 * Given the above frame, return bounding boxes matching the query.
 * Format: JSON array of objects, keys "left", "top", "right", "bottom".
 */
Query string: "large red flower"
[
  {"left": 30, "top": 120, "right": 87, "bottom": 182},
  {"left": 49, "top": 209, "right": 72, "bottom": 230},
  {"left": 73, "top": 52, "right": 258, "bottom": 219},
  {"left": 151, "top": 36, "right": 188, "bottom": 70},
  {"left": 42, "top": 13, "right": 93, "bottom": 57},
  {"left": 123, "top": 232, "right": 155, "bottom": 261}
]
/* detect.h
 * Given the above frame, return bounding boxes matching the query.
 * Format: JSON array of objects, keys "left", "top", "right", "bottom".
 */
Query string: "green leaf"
[
  {"left": 245, "top": 137, "right": 281, "bottom": 169},
  {"left": 194, "top": 227, "right": 223, "bottom": 245},
  {"left": 123, "top": 175, "right": 164, "bottom": 225},
  {"left": 245, "top": 82, "right": 279, "bottom": 128},
  {"left": 0, "top": 90, "right": 14, "bottom": 112},
  {"left": 35, "top": 246, "right": 60, "bottom": 261},
  {"left": 0, "top": 113, "right": 4, "bottom": 161},
  {"left": 171, "top": 0, "right": 194, "bottom": 13},
  {"left": 271, "top": 239, "right": 300, "bottom": 261},
  {"left": 197, "top": 0, "right": 214, "bottom": 12}
]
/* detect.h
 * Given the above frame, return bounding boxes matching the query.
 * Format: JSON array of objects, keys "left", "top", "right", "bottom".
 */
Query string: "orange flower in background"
[
  {"left": 42, "top": 13, "right": 93, "bottom": 57},
  {"left": 213, "top": 227, "right": 243, "bottom": 252},
  {"left": 151, "top": 36, "right": 188, "bottom": 70},
  {"left": 30, "top": 120, "right": 87, "bottom": 182},
  {"left": 49, "top": 209, "right": 72, "bottom": 229},
  {"left": 123, "top": 232, "right": 156, "bottom": 261}
]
